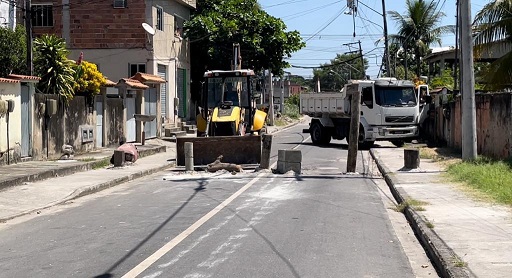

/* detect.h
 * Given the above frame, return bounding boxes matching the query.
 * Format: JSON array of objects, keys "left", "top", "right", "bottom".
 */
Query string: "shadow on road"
[{"left": 93, "top": 181, "right": 207, "bottom": 278}]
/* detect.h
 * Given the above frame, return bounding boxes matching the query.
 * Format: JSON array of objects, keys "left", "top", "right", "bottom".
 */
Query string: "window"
[
  {"left": 114, "top": 0, "right": 127, "bottom": 8},
  {"left": 129, "top": 64, "right": 146, "bottom": 77},
  {"left": 156, "top": 6, "right": 163, "bottom": 31},
  {"left": 174, "top": 15, "right": 185, "bottom": 37},
  {"left": 31, "top": 5, "right": 53, "bottom": 27},
  {"left": 361, "top": 86, "right": 373, "bottom": 108}
]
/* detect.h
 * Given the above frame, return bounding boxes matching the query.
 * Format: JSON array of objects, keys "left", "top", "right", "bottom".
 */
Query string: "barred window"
[
  {"left": 156, "top": 6, "right": 163, "bottom": 31},
  {"left": 31, "top": 4, "right": 53, "bottom": 27}
]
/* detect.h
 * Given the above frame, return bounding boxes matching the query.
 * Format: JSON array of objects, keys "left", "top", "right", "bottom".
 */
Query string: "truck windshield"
[
  {"left": 206, "top": 76, "right": 249, "bottom": 107},
  {"left": 374, "top": 87, "right": 417, "bottom": 107}
]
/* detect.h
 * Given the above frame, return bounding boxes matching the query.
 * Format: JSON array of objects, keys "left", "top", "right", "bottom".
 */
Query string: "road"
[{"left": 0, "top": 123, "right": 436, "bottom": 278}]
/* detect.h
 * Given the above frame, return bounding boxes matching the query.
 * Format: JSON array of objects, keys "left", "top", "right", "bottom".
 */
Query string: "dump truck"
[
  {"left": 176, "top": 44, "right": 267, "bottom": 166},
  {"left": 301, "top": 78, "right": 430, "bottom": 148}
]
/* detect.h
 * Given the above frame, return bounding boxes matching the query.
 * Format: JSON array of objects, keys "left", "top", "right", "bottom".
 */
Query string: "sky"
[{"left": 258, "top": 0, "right": 491, "bottom": 79}]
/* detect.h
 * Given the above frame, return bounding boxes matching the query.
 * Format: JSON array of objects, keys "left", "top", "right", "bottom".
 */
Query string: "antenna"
[
  {"left": 142, "top": 23, "right": 155, "bottom": 51},
  {"left": 142, "top": 22, "right": 155, "bottom": 35}
]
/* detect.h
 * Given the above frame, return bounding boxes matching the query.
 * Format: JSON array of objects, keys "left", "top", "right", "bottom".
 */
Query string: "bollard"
[
  {"left": 259, "top": 134, "right": 273, "bottom": 169},
  {"left": 113, "top": 150, "right": 125, "bottom": 167},
  {"left": 404, "top": 148, "right": 420, "bottom": 169},
  {"left": 184, "top": 142, "right": 194, "bottom": 171}
]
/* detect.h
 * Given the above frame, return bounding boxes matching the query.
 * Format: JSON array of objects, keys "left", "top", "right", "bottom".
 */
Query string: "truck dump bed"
[{"left": 300, "top": 92, "right": 350, "bottom": 117}]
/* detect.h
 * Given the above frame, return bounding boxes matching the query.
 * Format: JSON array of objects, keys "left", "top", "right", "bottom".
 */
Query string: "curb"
[
  {"left": 0, "top": 162, "right": 174, "bottom": 222},
  {"left": 268, "top": 118, "right": 303, "bottom": 134},
  {"left": 369, "top": 149, "right": 472, "bottom": 278},
  {"left": 0, "top": 145, "right": 166, "bottom": 191}
]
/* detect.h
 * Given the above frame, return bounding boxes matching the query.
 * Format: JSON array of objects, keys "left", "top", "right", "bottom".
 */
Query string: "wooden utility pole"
[
  {"left": 381, "top": 0, "right": 391, "bottom": 77},
  {"left": 460, "top": 0, "right": 477, "bottom": 160},
  {"left": 268, "top": 70, "right": 274, "bottom": 126},
  {"left": 346, "top": 83, "right": 360, "bottom": 173},
  {"left": 25, "top": 0, "right": 33, "bottom": 75}
]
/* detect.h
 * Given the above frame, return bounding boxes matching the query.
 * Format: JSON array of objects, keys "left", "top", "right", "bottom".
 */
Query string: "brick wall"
[{"left": 30, "top": 0, "right": 146, "bottom": 49}]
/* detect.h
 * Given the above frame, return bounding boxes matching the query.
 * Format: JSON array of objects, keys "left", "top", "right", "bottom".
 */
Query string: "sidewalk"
[
  {"left": 371, "top": 147, "right": 512, "bottom": 278},
  {"left": 0, "top": 120, "right": 302, "bottom": 222},
  {"left": 0, "top": 139, "right": 176, "bottom": 221}
]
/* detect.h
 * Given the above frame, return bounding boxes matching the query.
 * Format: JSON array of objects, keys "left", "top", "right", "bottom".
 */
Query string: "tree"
[
  {"left": 388, "top": 0, "right": 452, "bottom": 77},
  {"left": 33, "top": 34, "right": 76, "bottom": 102},
  {"left": 0, "top": 25, "right": 27, "bottom": 77},
  {"left": 473, "top": 0, "right": 512, "bottom": 89},
  {"left": 313, "top": 53, "right": 368, "bottom": 91},
  {"left": 185, "top": 0, "right": 305, "bottom": 101},
  {"left": 74, "top": 61, "right": 107, "bottom": 96}
]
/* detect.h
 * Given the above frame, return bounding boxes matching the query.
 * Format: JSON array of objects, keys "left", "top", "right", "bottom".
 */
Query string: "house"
[
  {"left": 0, "top": 0, "right": 16, "bottom": 29},
  {"left": 17, "top": 0, "right": 196, "bottom": 127},
  {"left": 0, "top": 75, "right": 40, "bottom": 165}
]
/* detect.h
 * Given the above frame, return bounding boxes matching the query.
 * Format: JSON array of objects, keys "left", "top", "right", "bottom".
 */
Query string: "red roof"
[
  {"left": 131, "top": 72, "right": 166, "bottom": 84},
  {"left": 117, "top": 78, "right": 149, "bottom": 89},
  {"left": 7, "top": 74, "right": 41, "bottom": 82},
  {"left": 0, "top": 78, "right": 20, "bottom": 84},
  {"left": 103, "top": 79, "right": 117, "bottom": 87}
]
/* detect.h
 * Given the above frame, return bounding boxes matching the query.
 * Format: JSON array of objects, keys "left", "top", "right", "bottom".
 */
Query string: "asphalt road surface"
[{"left": 0, "top": 123, "right": 436, "bottom": 278}]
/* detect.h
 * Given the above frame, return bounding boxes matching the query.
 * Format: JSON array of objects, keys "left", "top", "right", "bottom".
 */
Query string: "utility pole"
[
  {"left": 358, "top": 40, "right": 365, "bottom": 78},
  {"left": 268, "top": 70, "right": 274, "bottom": 126},
  {"left": 280, "top": 76, "right": 284, "bottom": 115},
  {"left": 460, "top": 0, "right": 477, "bottom": 160},
  {"left": 8, "top": 0, "right": 15, "bottom": 30},
  {"left": 381, "top": 0, "right": 391, "bottom": 77},
  {"left": 25, "top": 0, "right": 33, "bottom": 75},
  {"left": 453, "top": 0, "right": 460, "bottom": 91}
]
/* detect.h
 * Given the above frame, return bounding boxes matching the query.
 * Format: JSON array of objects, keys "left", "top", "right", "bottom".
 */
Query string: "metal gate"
[
  {"left": 20, "top": 85, "right": 31, "bottom": 157},
  {"left": 95, "top": 99, "right": 103, "bottom": 147},
  {"left": 177, "top": 68, "right": 187, "bottom": 118},
  {"left": 158, "top": 65, "right": 167, "bottom": 118},
  {"left": 126, "top": 95, "right": 136, "bottom": 142},
  {"left": 144, "top": 88, "right": 157, "bottom": 138}
]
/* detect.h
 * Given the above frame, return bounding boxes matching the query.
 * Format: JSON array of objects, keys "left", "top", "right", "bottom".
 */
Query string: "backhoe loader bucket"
[{"left": 176, "top": 136, "right": 262, "bottom": 166}]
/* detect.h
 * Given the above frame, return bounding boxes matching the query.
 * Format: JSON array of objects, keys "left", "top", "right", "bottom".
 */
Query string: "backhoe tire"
[{"left": 310, "top": 122, "right": 331, "bottom": 145}]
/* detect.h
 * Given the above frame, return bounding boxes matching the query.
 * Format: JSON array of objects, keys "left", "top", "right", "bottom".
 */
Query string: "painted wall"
[
  {"left": 426, "top": 93, "right": 512, "bottom": 159},
  {"left": 0, "top": 83, "right": 21, "bottom": 162}
]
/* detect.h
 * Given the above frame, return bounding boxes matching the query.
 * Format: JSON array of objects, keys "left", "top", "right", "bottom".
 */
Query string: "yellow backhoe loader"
[{"left": 176, "top": 44, "right": 268, "bottom": 166}]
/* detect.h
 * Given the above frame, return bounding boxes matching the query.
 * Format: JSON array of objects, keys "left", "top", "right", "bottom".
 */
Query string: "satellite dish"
[{"left": 142, "top": 22, "right": 155, "bottom": 36}]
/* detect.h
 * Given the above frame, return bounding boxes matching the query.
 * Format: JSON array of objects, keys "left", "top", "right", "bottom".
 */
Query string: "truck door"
[{"left": 360, "top": 84, "right": 379, "bottom": 125}]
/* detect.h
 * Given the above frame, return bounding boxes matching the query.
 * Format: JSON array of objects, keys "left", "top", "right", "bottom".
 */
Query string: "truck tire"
[
  {"left": 346, "top": 125, "right": 373, "bottom": 149},
  {"left": 310, "top": 122, "right": 331, "bottom": 145},
  {"left": 391, "top": 140, "right": 405, "bottom": 147}
]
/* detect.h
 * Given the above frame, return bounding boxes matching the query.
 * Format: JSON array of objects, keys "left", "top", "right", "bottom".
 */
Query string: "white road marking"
[
  {"left": 123, "top": 134, "right": 311, "bottom": 278},
  {"left": 122, "top": 165, "right": 275, "bottom": 278}
]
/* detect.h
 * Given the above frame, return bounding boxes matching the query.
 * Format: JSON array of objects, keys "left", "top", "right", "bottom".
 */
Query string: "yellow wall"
[{"left": 0, "top": 83, "right": 22, "bottom": 154}]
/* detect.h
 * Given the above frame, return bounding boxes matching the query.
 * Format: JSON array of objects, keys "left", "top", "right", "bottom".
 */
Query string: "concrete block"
[
  {"left": 277, "top": 161, "right": 301, "bottom": 174},
  {"left": 278, "top": 149, "right": 302, "bottom": 163}
]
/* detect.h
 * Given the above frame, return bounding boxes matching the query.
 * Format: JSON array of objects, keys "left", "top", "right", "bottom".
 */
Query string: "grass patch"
[
  {"left": 453, "top": 256, "right": 467, "bottom": 267},
  {"left": 79, "top": 157, "right": 96, "bottom": 162},
  {"left": 447, "top": 157, "right": 512, "bottom": 205},
  {"left": 425, "top": 221, "right": 435, "bottom": 228},
  {"left": 92, "top": 158, "right": 111, "bottom": 169},
  {"left": 394, "top": 198, "right": 430, "bottom": 212}
]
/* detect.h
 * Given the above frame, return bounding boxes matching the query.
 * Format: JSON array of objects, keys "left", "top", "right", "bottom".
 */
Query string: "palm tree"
[
  {"left": 473, "top": 0, "right": 512, "bottom": 89},
  {"left": 33, "top": 34, "right": 76, "bottom": 102},
  {"left": 388, "top": 0, "right": 452, "bottom": 77}
]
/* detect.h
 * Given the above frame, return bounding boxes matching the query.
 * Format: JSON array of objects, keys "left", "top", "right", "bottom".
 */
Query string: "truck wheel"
[
  {"left": 391, "top": 140, "right": 405, "bottom": 147},
  {"left": 310, "top": 122, "right": 330, "bottom": 145}
]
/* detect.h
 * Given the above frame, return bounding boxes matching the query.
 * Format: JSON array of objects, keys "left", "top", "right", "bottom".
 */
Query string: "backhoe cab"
[{"left": 196, "top": 69, "right": 267, "bottom": 137}]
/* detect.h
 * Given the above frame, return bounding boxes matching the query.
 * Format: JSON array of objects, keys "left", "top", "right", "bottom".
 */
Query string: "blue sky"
[{"left": 258, "top": 0, "right": 490, "bottom": 78}]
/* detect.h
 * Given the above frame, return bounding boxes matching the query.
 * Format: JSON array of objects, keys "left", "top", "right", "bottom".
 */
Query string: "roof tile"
[{"left": 131, "top": 72, "right": 166, "bottom": 84}]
